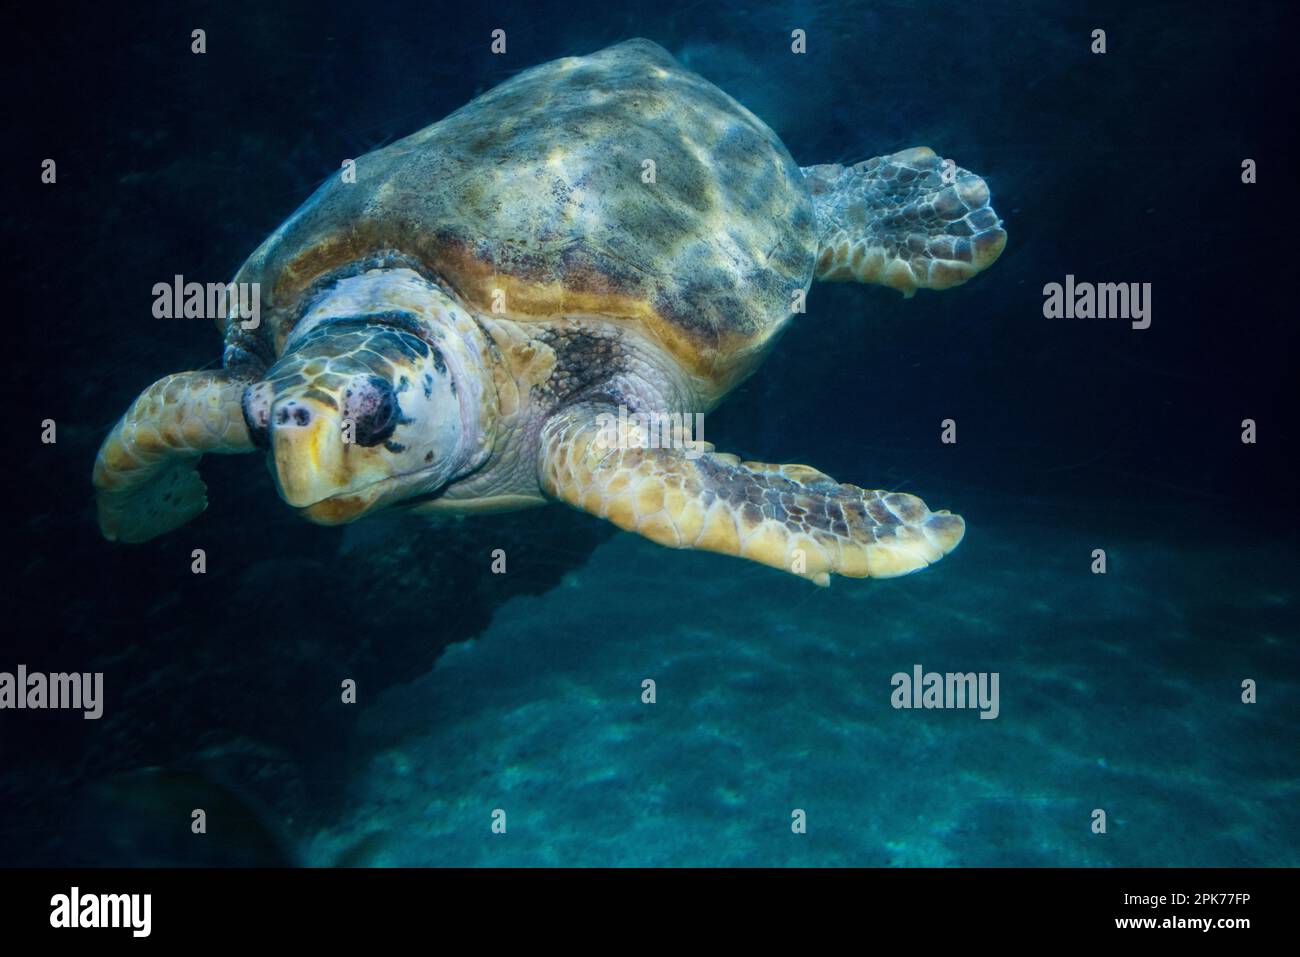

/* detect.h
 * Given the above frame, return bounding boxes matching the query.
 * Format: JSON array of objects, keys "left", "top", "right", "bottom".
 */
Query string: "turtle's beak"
[{"left": 270, "top": 397, "right": 347, "bottom": 508}]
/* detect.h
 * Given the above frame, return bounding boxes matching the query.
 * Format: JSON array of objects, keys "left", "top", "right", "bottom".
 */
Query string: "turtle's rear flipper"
[
  {"left": 803, "top": 146, "right": 1006, "bottom": 297},
  {"left": 538, "top": 406, "right": 964, "bottom": 585},
  {"left": 93, "top": 371, "right": 255, "bottom": 542}
]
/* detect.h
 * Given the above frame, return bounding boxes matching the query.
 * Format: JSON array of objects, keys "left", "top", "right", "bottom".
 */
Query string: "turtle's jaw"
[
  {"left": 271, "top": 414, "right": 453, "bottom": 523},
  {"left": 264, "top": 387, "right": 455, "bottom": 522},
  {"left": 296, "top": 476, "right": 415, "bottom": 524}
]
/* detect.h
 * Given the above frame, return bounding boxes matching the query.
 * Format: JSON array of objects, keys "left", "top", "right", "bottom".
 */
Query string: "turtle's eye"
[{"left": 344, "top": 375, "right": 399, "bottom": 447}]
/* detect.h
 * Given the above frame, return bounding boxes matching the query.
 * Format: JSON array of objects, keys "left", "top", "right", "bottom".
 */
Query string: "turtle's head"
[{"left": 241, "top": 270, "right": 488, "bottom": 524}]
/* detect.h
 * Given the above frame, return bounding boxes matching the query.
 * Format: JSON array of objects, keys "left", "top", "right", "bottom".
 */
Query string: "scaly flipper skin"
[
  {"left": 93, "top": 371, "right": 255, "bottom": 542},
  {"left": 538, "top": 406, "right": 965, "bottom": 585},
  {"left": 803, "top": 146, "right": 1006, "bottom": 296}
]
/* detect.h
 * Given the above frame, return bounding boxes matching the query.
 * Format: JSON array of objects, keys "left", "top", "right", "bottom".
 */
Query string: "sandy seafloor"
[{"left": 304, "top": 523, "right": 1299, "bottom": 867}]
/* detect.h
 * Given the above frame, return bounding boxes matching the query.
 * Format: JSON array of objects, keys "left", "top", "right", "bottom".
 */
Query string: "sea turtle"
[{"left": 93, "top": 38, "right": 1005, "bottom": 585}]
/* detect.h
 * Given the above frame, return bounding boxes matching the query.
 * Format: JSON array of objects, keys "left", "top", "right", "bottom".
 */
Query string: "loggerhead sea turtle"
[{"left": 93, "top": 39, "right": 1005, "bottom": 585}]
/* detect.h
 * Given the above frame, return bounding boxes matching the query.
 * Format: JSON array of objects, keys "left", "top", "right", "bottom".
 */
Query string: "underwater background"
[{"left": 2, "top": 0, "right": 1297, "bottom": 866}]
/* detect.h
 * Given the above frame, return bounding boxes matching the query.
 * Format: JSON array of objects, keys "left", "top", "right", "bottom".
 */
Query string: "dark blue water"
[{"left": 3, "top": 0, "right": 1296, "bottom": 866}]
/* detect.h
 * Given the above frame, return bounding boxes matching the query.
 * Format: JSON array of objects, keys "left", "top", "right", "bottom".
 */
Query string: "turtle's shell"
[{"left": 224, "top": 39, "right": 817, "bottom": 388}]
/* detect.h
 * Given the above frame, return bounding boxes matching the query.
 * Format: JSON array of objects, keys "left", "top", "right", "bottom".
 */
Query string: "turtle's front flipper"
[
  {"left": 93, "top": 371, "right": 256, "bottom": 542},
  {"left": 803, "top": 146, "right": 1006, "bottom": 297},
  {"left": 538, "top": 407, "right": 964, "bottom": 585}
]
